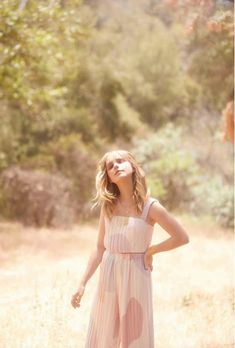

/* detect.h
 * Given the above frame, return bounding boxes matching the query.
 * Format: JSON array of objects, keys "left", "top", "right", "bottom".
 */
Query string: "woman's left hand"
[{"left": 143, "top": 249, "right": 153, "bottom": 271}]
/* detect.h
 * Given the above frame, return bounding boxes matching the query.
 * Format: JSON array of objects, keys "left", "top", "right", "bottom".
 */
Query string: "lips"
[{"left": 115, "top": 170, "right": 123, "bottom": 175}]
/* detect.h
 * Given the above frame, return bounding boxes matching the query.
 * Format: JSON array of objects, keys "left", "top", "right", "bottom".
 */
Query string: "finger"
[
  {"left": 72, "top": 301, "right": 80, "bottom": 309},
  {"left": 72, "top": 298, "right": 80, "bottom": 307}
]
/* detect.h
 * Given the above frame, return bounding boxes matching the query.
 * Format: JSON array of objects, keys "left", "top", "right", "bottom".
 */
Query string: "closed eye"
[{"left": 106, "top": 158, "right": 124, "bottom": 170}]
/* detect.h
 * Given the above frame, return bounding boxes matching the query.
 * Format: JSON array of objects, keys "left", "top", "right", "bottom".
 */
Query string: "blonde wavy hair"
[{"left": 91, "top": 150, "right": 150, "bottom": 219}]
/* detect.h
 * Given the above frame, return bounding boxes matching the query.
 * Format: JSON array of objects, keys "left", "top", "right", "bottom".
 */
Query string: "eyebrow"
[{"left": 106, "top": 157, "right": 123, "bottom": 166}]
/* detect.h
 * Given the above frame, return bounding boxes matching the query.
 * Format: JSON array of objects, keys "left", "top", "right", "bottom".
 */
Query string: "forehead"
[{"left": 105, "top": 152, "right": 127, "bottom": 165}]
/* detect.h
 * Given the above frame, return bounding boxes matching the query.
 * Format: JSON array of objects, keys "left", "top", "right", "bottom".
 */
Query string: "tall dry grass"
[{"left": 0, "top": 216, "right": 233, "bottom": 348}]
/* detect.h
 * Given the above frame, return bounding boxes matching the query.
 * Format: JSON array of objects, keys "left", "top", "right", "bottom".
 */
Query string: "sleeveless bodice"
[{"left": 104, "top": 197, "right": 158, "bottom": 253}]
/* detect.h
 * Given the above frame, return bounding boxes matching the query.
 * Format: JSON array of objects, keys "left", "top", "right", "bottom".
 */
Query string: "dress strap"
[{"left": 140, "top": 197, "right": 159, "bottom": 221}]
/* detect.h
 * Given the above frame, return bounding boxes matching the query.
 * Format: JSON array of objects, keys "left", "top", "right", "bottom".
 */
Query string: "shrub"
[
  {"left": 132, "top": 122, "right": 200, "bottom": 210},
  {"left": 191, "top": 175, "right": 234, "bottom": 229},
  {"left": 0, "top": 166, "right": 76, "bottom": 228}
]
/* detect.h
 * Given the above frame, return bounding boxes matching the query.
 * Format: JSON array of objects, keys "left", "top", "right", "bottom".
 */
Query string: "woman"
[{"left": 71, "top": 149, "right": 190, "bottom": 348}]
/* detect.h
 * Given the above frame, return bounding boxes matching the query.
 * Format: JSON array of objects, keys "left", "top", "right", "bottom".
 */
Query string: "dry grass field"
[{"left": 0, "top": 215, "right": 234, "bottom": 348}]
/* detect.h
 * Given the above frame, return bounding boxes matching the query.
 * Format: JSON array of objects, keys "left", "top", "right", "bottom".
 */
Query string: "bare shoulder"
[
  {"left": 148, "top": 199, "right": 189, "bottom": 242},
  {"left": 148, "top": 200, "right": 167, "bottom": 225}
]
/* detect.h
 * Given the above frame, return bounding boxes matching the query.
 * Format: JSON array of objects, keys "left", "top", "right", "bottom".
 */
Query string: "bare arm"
[
  {"left": 77, "top": 206, "right": 106, "bottom": 289},
  {"left": 147, "top": 201, "right": 190, "bottom": 256}
]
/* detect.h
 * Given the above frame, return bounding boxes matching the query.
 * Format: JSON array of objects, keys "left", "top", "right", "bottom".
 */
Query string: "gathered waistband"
[
  {"left": 106, "top": 250, "right": 145, "bottom": 254},
  {"left": 105, "top": 250, "right": 145, "bottom": 259}
]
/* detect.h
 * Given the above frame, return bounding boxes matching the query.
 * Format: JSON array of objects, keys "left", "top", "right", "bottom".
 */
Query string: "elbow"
[{"left": 181, "top": 234, "right": 190, "bottom": 245}]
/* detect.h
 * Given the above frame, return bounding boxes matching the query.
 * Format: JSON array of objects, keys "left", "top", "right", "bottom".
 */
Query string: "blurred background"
[{"left": 0, "top": 1, "right": 234, "bottom": 347}]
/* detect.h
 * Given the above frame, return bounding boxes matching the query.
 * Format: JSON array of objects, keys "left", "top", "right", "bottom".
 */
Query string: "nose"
[{"left": 113, "top": 162, "right": 119, "bottom": 169}]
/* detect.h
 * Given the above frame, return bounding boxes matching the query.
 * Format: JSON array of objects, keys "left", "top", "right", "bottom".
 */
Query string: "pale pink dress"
[{"left": 84, "top": 197, "right": 158, "bottom": 348}]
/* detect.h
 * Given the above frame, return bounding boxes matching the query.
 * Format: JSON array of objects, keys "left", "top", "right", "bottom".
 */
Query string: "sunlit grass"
[{"left": 0, "top": 217, "right": 233, "bottom": 348}]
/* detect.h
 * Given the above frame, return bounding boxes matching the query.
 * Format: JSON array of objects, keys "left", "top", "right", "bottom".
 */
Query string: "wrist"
[
  {"left": 78, "top": 282, "right": 86, "bottom": 289},
  {"left": 147, "top": 246, "right": 156, "bottom": 256}
]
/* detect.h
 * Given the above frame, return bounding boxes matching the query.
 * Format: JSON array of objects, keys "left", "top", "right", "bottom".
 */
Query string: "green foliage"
[
  {"left": 147, "top": 152, "right": 199, "bottom": 210},
  {"left": 49, "top": 134, "right": 98, "bottom": 202},
  {"left": 148, "top": 0, "right": 234, "bottom": 109},
  {"left": 0, "top": 0, "right": 86, "bottom": 111},
  {"left": 113, "top": 94, "right": 145, "bottom": 139},
  {"left": 89, "top": 14, "right": 195, "bottom": 129},
  {"left": 0, "top": 0, "right": 233, "bottom": 225},
  {"left": 133, "top": 120, "right": 234, "bottom": 229},
  {"left": 0, "top": 179, "right": 11, "bottom": 219},
  {"left": 0, "top": 0, "right": 92, "bottom": 168},
  {"left": 191, "top": 175, "right": 234, "bottom": 229},
  {"left": 20, "top": 133, "right": 99, "bottom": 204},
  {"left": 185, "top": 5, "right": 234, "bottom": 110},
  {"left": 122, "top": 25, "right": 191, "bottom": 126},
  {"left": 132, "top": 123, "right": 200, "bottom": 210}
]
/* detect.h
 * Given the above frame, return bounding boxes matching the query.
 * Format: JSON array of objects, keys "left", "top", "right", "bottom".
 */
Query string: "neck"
[{"left": 116, "top": 177, "right": 134, "bottom": 203}]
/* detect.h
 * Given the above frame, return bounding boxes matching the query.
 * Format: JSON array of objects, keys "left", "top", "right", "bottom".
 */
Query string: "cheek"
[
  {"left": 122, "top": 162, "right": 133, "bottom": 173},
  {"left": 107, "top": 170, "right": 115, "bottom": 180},
  {"left": 107, "top": 171, "right": 113, "bottom": 178},
  {"left": 105, "top": 170, "right": 111, "bottom": 179}
]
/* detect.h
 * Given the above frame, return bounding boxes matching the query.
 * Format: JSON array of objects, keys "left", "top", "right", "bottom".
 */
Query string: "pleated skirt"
[{"left": 84, "top": 249, "right": 154, "bottom": 348}]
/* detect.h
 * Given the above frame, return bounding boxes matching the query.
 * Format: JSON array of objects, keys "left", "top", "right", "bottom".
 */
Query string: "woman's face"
[{"left": 105, "top": 155, "right": 134, "bottom": 184}]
